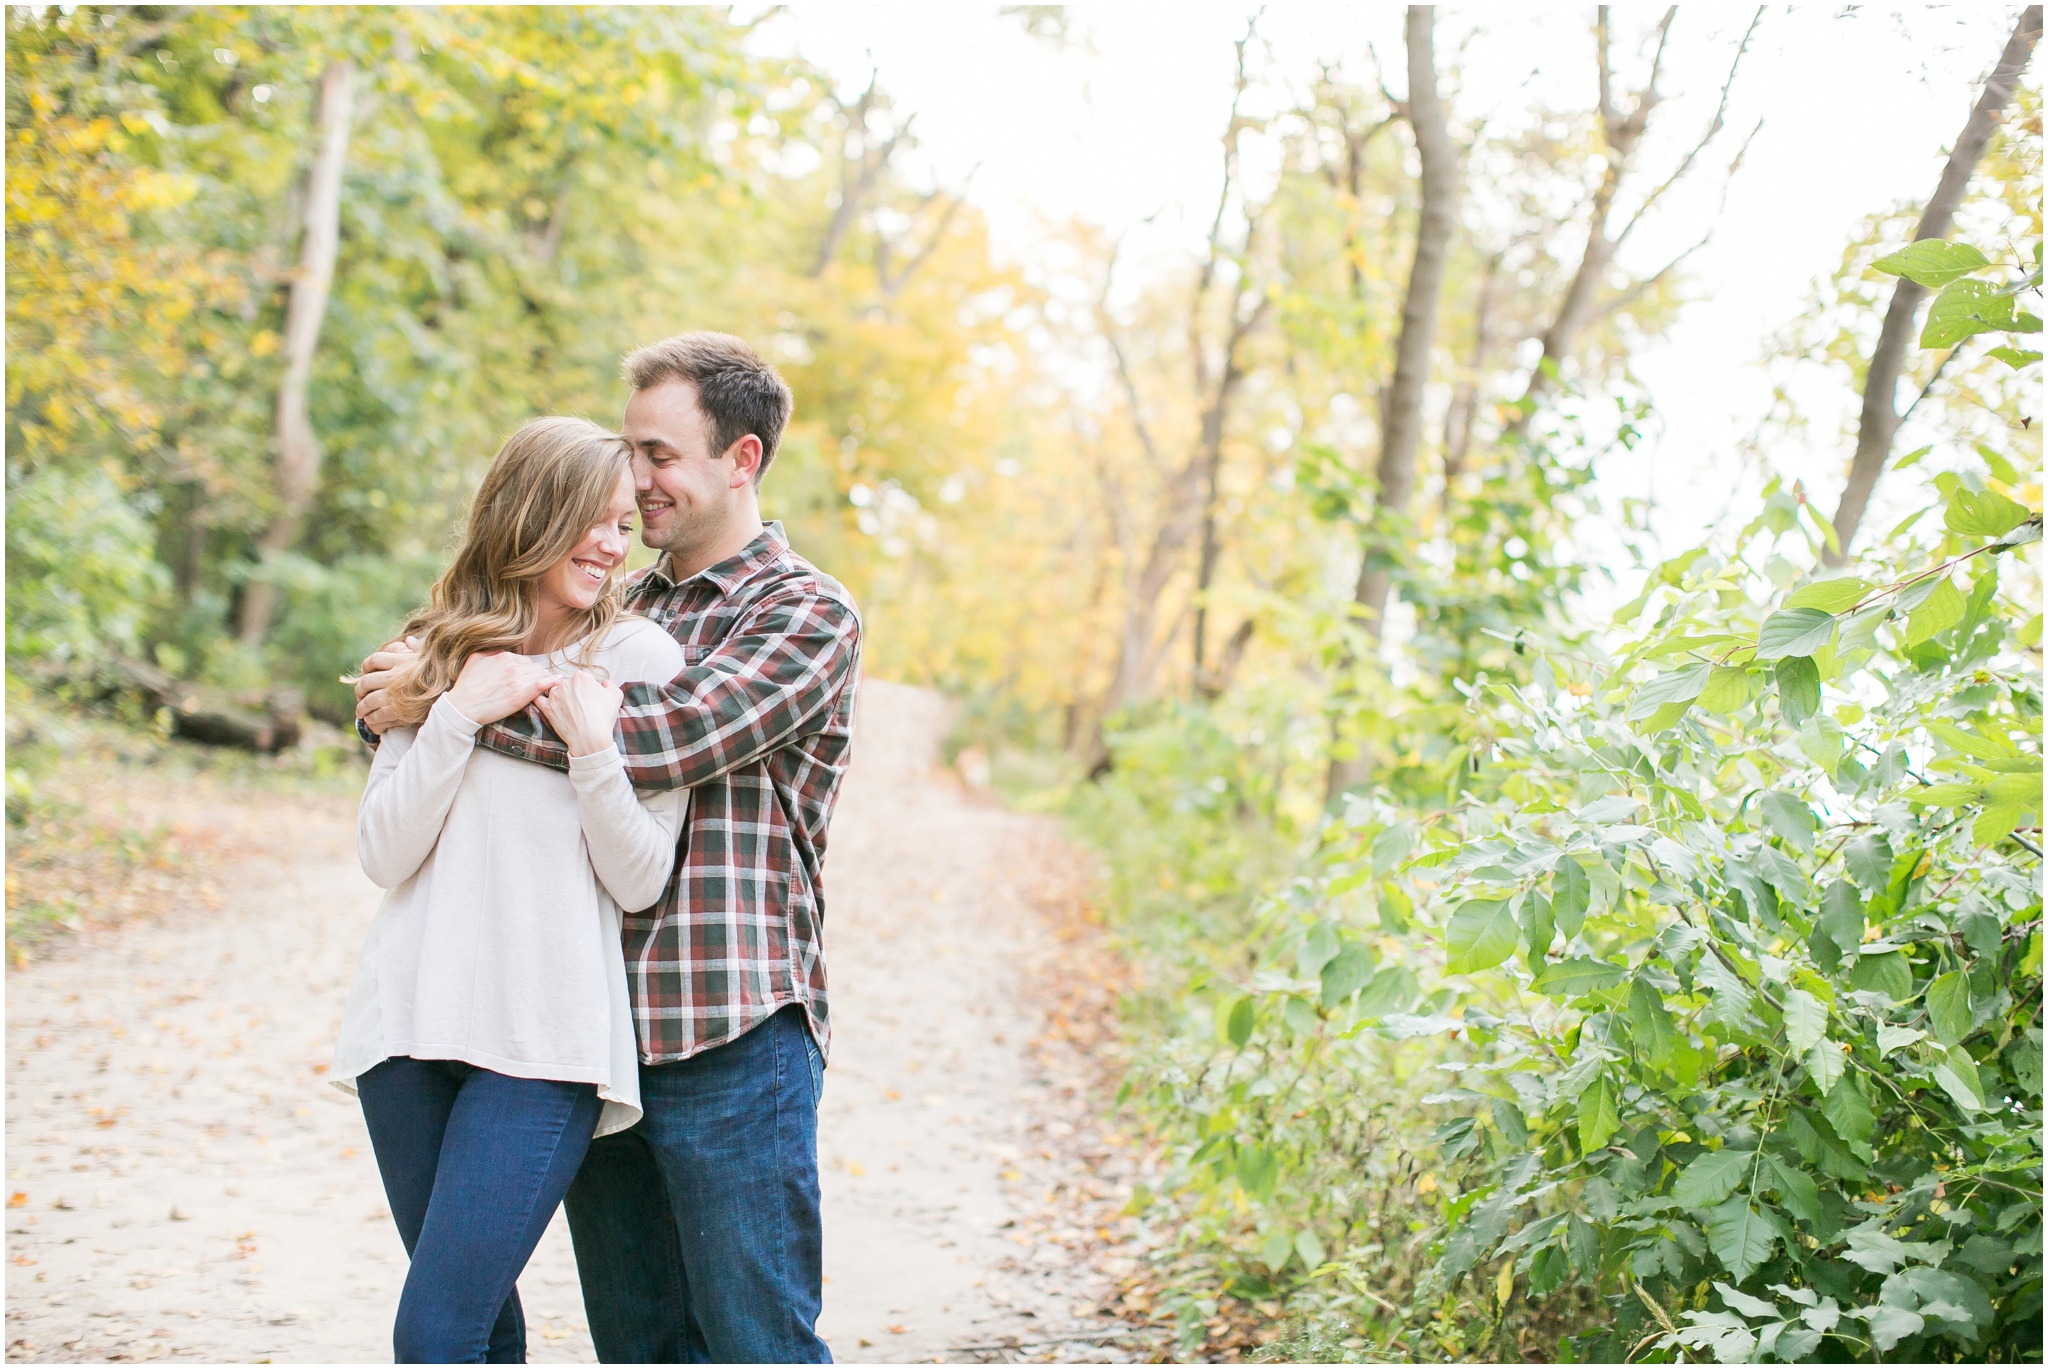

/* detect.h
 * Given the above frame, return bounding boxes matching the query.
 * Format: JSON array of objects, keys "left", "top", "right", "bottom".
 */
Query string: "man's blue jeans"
[
  {"left": 356, "top": 1057, "right": 603, "bottom": 1363},
  {"left": 564, "top": 1004, "right": 830, "bottom": 1363}
]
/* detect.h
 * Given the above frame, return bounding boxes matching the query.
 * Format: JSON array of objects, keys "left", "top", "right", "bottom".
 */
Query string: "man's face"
[{"left": 623, "top": 380, "right": 736, "bottom": 557}]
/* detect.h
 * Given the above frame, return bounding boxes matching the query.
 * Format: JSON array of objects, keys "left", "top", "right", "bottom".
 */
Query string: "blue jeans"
[
  {"left": 563, "top": 1004, "right": 829, "bottom": 1363},
  {"left": 357, "top": 1057, "right": 602, "bottom": 1364}
]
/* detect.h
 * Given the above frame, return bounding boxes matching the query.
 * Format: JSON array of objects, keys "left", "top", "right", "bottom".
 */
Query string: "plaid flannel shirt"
[{"left": 475, "top": 522, "right": 861, "bottom": 1064}]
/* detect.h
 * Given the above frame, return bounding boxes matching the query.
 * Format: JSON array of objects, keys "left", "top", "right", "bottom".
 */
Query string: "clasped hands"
[{"left": 354, "top": 639, "right": 622, "bottom": 759}]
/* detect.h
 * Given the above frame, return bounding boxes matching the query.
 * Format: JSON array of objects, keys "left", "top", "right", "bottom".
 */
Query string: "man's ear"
[{"left": 726, "top": 433, "right": 765, "bottom": 489}]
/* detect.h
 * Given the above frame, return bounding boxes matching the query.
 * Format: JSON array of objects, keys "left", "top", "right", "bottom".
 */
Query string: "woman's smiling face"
[{"left": 538, "top": 468, "right": 637, "bottom": 615}]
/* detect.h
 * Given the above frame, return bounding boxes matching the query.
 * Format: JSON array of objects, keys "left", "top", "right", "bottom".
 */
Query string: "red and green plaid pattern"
[{"left": 476, "top": 523, "right": 861, "bottom": 1064}]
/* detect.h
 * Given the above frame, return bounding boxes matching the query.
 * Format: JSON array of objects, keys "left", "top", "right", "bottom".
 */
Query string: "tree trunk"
[
  {"left": 1503, "top": 7, "right": 1676, "bottom": 436},
  {"left": 1190, "top": 337, "right": 1260, "bottom": 684},
  {"left": 1087, "top": 27, "right": 1266, "bottom": 763},
  {"left": 1329, "top": 5, "right": 1459, "bottom": 798},
  {"left": 1826, "top": 5, "right": 2040, "bottom": 564},
  {"left": 1441, "top": 249, "right": 1505, "bottom": 492},
  {"left": 238, "top": 60, "right": 356, "bottom": 646}
]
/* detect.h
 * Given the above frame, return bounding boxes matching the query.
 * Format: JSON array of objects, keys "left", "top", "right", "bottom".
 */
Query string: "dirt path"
[{"left": 5, "top": 683, "right": 1151, "bottom": 1364}]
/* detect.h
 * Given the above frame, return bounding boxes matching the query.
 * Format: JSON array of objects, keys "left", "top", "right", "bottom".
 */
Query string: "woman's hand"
[
  {"left": 534, "top": 670, "right": 625, "bottom": 758},
  {"left": 444, "top": 652, "right": 559, "bottom": 727},
  {"left": 353, "top": 636, "right": 420, "bottom": 735}
]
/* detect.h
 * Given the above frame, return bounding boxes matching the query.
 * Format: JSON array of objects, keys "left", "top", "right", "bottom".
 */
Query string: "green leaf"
[
  {"left": 1628, "top": 664, "right": 1710, "bottom": 720},
  {"left": 1843, "top": 834, "right": 1894, "bottom": 891},
  {"left": 1491, "top": 1098, "right": 1529, "bottom": 1148},
  {"left": 1956, "top": 1234, "right": 2016, "bottom": 1275},
  {"left": 1805, "top": 1039, "right": 1846, "bottom": 1097},
  {"left": 1933, "top": 1047, "right": 1985, "bottom": 1113},
  {"left": 1716, "top": 1281, "right": 1781, "bottom": 1319},
  {"left": 1354, "top": 965, "right": 1417, "bottom": 1018},
  {"left": 1973, "top": 803, "right": 2027, "bottom": 847},
  {"left": 1822, "top": 1077, "right": 1875, "bottom": 1154},
  {"left": 1697, "top": 954, "right": 1756, "bottom": 1032},
  {"left": 1532, "top": 956, "right": 1625, "bottom": 997},
  {"left": 1520, "top": 891, "right": 1555, "bottom": 966},
  {"left": 1629, "top": 976, "right": 1679, "bottom": 1070},
  {"left": 1640, "top": 700, "right": 1693, "bottom": 733},
  {"left": 1988, "top": 345, "right": 2042, "bottom": 368},
  {"left": 1848, "top": 949, "right": 1913, "bottom": 1002},
  {"left": 1377, "top": 882, "right": 1412, "bottom": 932},
  {"left": 1914, "top": 782, "right": 1985, "bottom": 806},
  {"left": 1297, "top": 922, "right": 1340, "bottom": 977},
  {"left": 1758, "top": 791, "right": 1817, "bottom": 852},
  {"left": 1674, "top": 1148, "right": 1755, "bottom": 1208},
  {"left": 1371, "top": 822, "right": 1418, "bottom": 875},
  {"left": 1756, "top": 608, "right": 1837, "bottom": 660},
  {"left": 1705, "top": 1200, "right": 1779, "bottom": 1282},
  {"left": 1568, "top": 1215, "right": 1601, "bottom": 1275},
  {"left": 1444, "top": 898, "right": 1519, "bottom": 975},
  {"left": 1764, "top": 1156, "right": 1825, "bottom": 1227},
  {"left": 1552, "top": 859, "right": 1590, "bottom": 938},
  {"left": 1226, "top": 995, "right": 1256, "bottom": 1048},
  {"left": 1798, "top": 714, "right": 1846, "bottom": 774},
  {"left": 1862, "top": 1304, "right": 1926, "bottom": 1352},
  {"left": 1925, "top": 972, "right": 1973, "bottom": 1045},
  {"left": 1775, "top": 656, "right": 1820, "bottom": 725},
  {"left": 1873, "top": 239, "right": 1989, "bottom": 287},
  {"left": 1819, "top": 880, "right": 1864, "bottom": 948},
  {"left": 1577, "top": 1073, "right": 1620, "bottom": 1152},
  {"left": 1905, "top": 576, "right": 1966, "bottom": 645},
  {"left": 1876, "top": 1025, "right": 1925, "bottom": 1056},
  {"left": 1294, "top": 1228, "right": 1327, "bottom": 1271},
  {"left": 1922, "top": 277, "right": 2016, "bottom": 348},
  {"left": 1987, "top": 772, "right": 2041, "bottom": 804},
  {"left": 1783, "top": 988, "right": 1827, "bottom": 1055},
  {"left": 1784, "top": 577, "right": 1871, "bottom": 613},
  {"left": 1320, "top": 944, "right": 1376, "bottom": 1008},
  {"left": 1696, "top": 664, "right": 1751, "bottom": 715},
  {"left": 1237, "top": 1144, "right": 1278, "bottom": 1199},
  {"left": 1283, "top": 995, "right": 1320, "bottom": 1036},
  {"left": 1945, "top": 486, "right": 2032, "bottom": 539},
  {"left": 1926, "top": 718, "right": 2014, "bottom": 760}
]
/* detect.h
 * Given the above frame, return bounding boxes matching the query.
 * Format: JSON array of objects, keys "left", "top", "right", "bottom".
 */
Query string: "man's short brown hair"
[{"left": 622, "top": 331, "right": 794, "bottom": 481}]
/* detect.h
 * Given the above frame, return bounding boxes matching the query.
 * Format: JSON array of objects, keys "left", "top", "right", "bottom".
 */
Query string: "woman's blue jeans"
[{"left": 357, "top": 1056, "right": 602, "bottom": 1364}]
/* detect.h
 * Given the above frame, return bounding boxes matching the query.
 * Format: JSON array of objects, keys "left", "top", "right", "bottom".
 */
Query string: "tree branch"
[
  {"left": 1610, "top": 8, "right": 1762, "bottom": 253},
  {"left": 1827, "top": 4, "right": 2042, "bottom": 564}
]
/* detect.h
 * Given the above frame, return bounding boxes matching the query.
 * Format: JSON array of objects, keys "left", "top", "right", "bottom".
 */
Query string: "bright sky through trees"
[{"left": 753, "top": 4, "right": 2029, "bottom": 556}]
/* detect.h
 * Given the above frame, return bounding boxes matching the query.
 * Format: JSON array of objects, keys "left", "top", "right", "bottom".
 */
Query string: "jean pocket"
[{"left": 804, "top": 1034, "right": 823, "bottom": 1107}]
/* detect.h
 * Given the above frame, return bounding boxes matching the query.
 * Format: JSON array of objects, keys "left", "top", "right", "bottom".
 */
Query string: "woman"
[{"left": 330, "top": 416, "right": 686, "bottom": 1363}]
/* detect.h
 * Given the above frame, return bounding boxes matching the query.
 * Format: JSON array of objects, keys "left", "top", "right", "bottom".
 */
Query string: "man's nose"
[{"left": 632, "top": 452, "right": 655, "bottom": 491}]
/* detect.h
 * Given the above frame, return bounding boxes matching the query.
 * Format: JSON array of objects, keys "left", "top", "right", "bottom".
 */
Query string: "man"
[{"left": 354, "top": 332, "right": 859, "bottom": 1363}]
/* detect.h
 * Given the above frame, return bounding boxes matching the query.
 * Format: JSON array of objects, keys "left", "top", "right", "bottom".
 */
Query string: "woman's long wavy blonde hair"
[{"left": 377, "top": 417, "right": 633, "bottom": 729}]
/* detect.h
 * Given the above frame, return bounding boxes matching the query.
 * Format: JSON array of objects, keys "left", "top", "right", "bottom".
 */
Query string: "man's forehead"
[{"left": 624, "top": 380, "right": 707, "bottom": 445}]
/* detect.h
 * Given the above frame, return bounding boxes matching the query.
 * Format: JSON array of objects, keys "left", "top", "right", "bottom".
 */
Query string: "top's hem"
[{"left": 635, "top": 994, "right": 831, "bottom": 1068}]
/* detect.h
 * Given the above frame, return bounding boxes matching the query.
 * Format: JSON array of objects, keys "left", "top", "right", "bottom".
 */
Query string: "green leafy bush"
[
  {"left": 5, "top": 462, "right": 167, "bottom": 669},
  {"left": 1102, "top": 241, "right": 2040, "bottom": 1363},
  {"left": 1401, "top": 483, "right": 2039, "bottom": 1362}
]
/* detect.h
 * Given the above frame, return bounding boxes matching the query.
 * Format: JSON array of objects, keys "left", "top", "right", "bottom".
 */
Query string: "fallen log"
[{"left": 102, "top": 659, "right": 305, "bottom": 754}]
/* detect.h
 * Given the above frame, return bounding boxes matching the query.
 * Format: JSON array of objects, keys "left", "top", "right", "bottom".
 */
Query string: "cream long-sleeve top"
[{"left": 331, "top": 616, "right": 687, "bottom": 1136}]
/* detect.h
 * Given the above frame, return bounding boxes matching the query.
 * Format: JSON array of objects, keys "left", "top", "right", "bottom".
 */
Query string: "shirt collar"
[{"left": 643, "top": 522, "right": 789, "bottom": 596}]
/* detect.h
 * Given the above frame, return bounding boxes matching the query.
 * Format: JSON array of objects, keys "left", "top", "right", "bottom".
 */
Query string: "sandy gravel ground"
[{"left": 5, "top": 683, "right": 1153, "bottom": 1364}]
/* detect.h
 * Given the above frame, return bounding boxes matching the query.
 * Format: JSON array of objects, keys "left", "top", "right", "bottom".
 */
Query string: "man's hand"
[
  {"left": 353, "top": 636, "right": 421, "bottom": 736},
  {"left": 534, "top": 670, "right": 624, "bottom": 758},
  {"left": 444, "top": 652, "right": 560, "bottom": 728}
]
